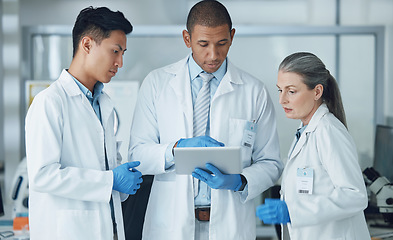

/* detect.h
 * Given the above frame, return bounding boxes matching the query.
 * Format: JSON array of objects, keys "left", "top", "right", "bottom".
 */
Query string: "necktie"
[
  {"left": 295, "top": 129, "right": 301, "bottom": 140},
  {"left": 193, "top": 72, "right": 214, "bottom": 137}
]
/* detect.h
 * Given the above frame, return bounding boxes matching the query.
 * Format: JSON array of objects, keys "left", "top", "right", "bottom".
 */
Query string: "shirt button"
[{"left": 202, "top": 194, "right": 206, "bottom": 198}]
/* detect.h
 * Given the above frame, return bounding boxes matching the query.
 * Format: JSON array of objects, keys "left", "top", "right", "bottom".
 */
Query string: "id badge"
[
  {"left": 296, "top": 168, "right": 313, "bottom": 194},
  {"left": 241, "top": 121, "right": 257, "bottom": 149}
]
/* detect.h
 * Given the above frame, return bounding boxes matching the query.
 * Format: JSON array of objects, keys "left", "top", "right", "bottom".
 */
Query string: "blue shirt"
[
  {"left": 189, "top": 55, "right": 226, "bottom": 207},
  {"left": 70, "top": 72, "right": 104, "bottom": 122}
]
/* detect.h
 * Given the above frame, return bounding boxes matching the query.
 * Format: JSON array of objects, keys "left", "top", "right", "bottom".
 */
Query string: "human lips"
[
  {"left": 109, "top": 69, "right": 117, "bottom": 77},
  {"left": 206, "top": 61, "right": 221, "bottom": 70},
  {"left": 283, "top": 107, "right": 292, "bottom": 113}
]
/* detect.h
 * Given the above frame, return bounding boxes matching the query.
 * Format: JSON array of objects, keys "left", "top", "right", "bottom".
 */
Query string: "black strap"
[{"left": 104, "top": 146, "right": 117, "bottom": 235}]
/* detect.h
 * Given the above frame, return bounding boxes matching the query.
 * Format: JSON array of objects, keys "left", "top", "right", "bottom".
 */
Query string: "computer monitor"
[{"left": 373, "top": 125, "right": 393, "bottom": 182}]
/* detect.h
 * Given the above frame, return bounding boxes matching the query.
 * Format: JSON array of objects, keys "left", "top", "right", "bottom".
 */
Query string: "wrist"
[
  {"left": 172, "top": 141, "right": 179, "bottom": 155},
  {"left": 236, "top": 174, "right": 247, "bottom": 192}
]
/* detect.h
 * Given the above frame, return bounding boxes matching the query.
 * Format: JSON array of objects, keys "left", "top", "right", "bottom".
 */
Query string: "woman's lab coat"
[
  {"left": 129, "top": 56, "right": 283, "bottom": 240},
  {"left": 280, "top": 104, "right": 370, "bottom": 240},
  {"left": 25, "top": 70, "right": 125, "bottom": 240}
]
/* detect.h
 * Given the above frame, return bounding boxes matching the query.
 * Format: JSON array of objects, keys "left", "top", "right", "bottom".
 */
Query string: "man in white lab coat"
[
  {"left": 128, "top": 1, "right": 283, "bottom": 239},
  {"left": 25, "top": 7, "right": 143, "bottom": 240}
]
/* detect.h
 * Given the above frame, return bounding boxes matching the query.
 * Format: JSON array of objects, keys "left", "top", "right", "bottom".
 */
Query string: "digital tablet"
[{"left": 174, "top": 146, "right": 242, "bottom": 175}]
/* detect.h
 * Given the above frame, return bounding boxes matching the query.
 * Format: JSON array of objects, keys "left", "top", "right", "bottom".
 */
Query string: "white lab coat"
[
  {"left": 129, "top": 56, "right": 283, "bottom": 240},
  {"left": 25, "top": 70, "right": 126, "bottom": 240},
  {"left": 280, "top": 104, "right": 370, "bottom": 240}
]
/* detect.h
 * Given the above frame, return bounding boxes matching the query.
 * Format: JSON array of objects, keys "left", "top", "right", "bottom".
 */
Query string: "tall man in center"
[{"left": 129, "top": 0, "right": 283, "bottom": 239}]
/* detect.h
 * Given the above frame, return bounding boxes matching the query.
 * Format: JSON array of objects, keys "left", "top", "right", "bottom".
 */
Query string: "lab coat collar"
[
  {"left": 303, "top": 103, "right": 329, "bottom": 134},
  {"left": 288, "top": 103, "right": 329, "bottom": 160},
  {"left": 225, "top": 60, "right": 243, "bottom": 85},
  {"left": 59, "top": 69, "right": 85, "bottom": 97},
  {"left": 58, "top": 69, "right": 114, "bottom": 131}
]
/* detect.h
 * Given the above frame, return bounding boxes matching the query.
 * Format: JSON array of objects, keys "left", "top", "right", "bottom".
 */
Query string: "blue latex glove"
[
  {"left": 176, "top": 136, "right": 225, "bottom": 148},
  {"left": 112, "top": 161, "right": 143, "bottom": 195},
  {"left": 256, "top": 198, "right": 291, "bottom": 224},
  {"left": 192, "top": 163, "right": 242, "bottom": 191}
]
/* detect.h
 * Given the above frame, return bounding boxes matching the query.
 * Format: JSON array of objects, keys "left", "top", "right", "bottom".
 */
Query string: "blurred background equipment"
[
  {"left": 9, "top": 157, "right": 28, "bottom": 220},
  {"left": 363, "top": 167, "right": 393, "bottom": 225}
]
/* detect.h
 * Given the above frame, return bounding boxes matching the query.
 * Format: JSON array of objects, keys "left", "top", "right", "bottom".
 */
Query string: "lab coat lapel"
[
  {"left": 99, "top": 92, "right": 114, "bottom": 132},
  {"left": 288, "top": 128, "right": 307, "bottom": 160},
  {"left": 168, "top": 57, "right": 193, "bottom": 135},
  {"left": 212, "top": 60, "right": 243, "bottom": 102},
  {"left": 287, "top": 104, "right": 329, "bottom": 160}
]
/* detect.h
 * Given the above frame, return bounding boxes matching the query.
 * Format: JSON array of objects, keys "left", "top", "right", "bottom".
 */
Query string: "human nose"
[
  {"left": 115, "top": 55, "right": 123, "bottom": 68},
  {"left": 278, "top": 92, "right": 287, "bottom": 105},
  {"left": 207, "top": 45, "right": 219, "bottom": 60}
]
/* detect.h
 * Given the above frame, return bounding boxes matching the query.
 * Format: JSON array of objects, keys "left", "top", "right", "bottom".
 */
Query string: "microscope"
[
  {"left": 10, "top": 157, "right": 29, "bottom": 219},
  {"left": 363, "top": 167, "right": 393, "bottom": 224}
]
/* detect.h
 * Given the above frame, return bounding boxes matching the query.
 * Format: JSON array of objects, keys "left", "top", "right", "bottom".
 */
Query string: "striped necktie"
[{"left": 193, "top": 72, "right": 214, "bottom": 137}]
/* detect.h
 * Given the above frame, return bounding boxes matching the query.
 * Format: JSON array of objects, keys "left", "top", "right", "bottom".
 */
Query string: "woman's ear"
[{"left": 314, "top": 84, "right": 323, "bottom": 101}]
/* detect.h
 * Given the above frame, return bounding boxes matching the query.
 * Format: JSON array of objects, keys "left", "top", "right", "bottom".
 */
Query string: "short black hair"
[
  {"left": 72, "top": 6, "right": 133, "bottom": 57},
  {"left": 186, "top": 0, "right": 232, "bottom": 34}
]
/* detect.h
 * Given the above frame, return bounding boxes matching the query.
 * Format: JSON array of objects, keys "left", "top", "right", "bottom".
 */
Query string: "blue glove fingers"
[
  {"left": 259, "top": 199, "right": 290, "bottom": 224},
  {"left": 257, "top": 204, "right": 276, "bottom": 217},
  {"left": 132, "top": 169, "right": 142, "bottom": 178},
  {"left": 191, "top": 171, "right": 204, "bottom": 182},
  {"left": 256, "top": 203, "right": 278, "bottom": 224},
  {"left": 177, "top": 136, "right": 225, "bottom": 148},
  {"left": 257, "top": 208, "right": 276, "bottom": 224},
  {"left": 205, "top": 163, "right": 222, "bottom": 176},
  {"left": 136, "top": 175, "right": 143, "bottom": 184},
  {"left": 134, "top": 183, "right": 141, "bottom": 190},
  {"left": 192, "top": 168, "right": 211, "bottom": 182},
  {"left": 265, "top": 198, "right": 280, "bottom": 204},
  {"left": 203, "top": 136, "right": 225, "bottom": 147},
  {"left": 204, "top": 163, "right": 241, "bottom": 190},
  {"left": 278, "top": 201, "right": 290, "bottom": 223},
  {"left": 129, "top": 167, "right": 143, "bottom": 185},
  {"left": 125, "top": 161, "right": 140, "bottom": 169},
  {"left": 268, "top": 199, "right": 290, "bottom": 223},
  {"left": 129, "top": 188, "right": 137, "bottom": 195},
  {"left": 113, "top": 162, "right": 143, "bottom": 195}
]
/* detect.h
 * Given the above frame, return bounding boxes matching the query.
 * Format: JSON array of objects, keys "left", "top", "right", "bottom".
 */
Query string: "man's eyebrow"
[
  {"left": 116, "top": 44, "right": 126, "bottom": 51},
  {"left": 197, "top": 38, "right": 229, "bottom": 43}
]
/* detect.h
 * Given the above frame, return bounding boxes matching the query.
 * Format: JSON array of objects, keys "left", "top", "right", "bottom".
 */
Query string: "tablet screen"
[{"left": 174, "top": 146, "right": 242, "bottom": 175}]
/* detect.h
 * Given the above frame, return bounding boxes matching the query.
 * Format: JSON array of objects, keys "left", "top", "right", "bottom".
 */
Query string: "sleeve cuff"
[{"left": 164, "top": 141, "right": 177, "bottom": 169}]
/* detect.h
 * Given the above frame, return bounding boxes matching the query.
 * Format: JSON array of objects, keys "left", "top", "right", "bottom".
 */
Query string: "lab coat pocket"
[
  {"left": 228, "top": 118, "right": 253, "bottom": 168},
  {"left": 56, "top": 210, "right": 101, "bottom": 240}
]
